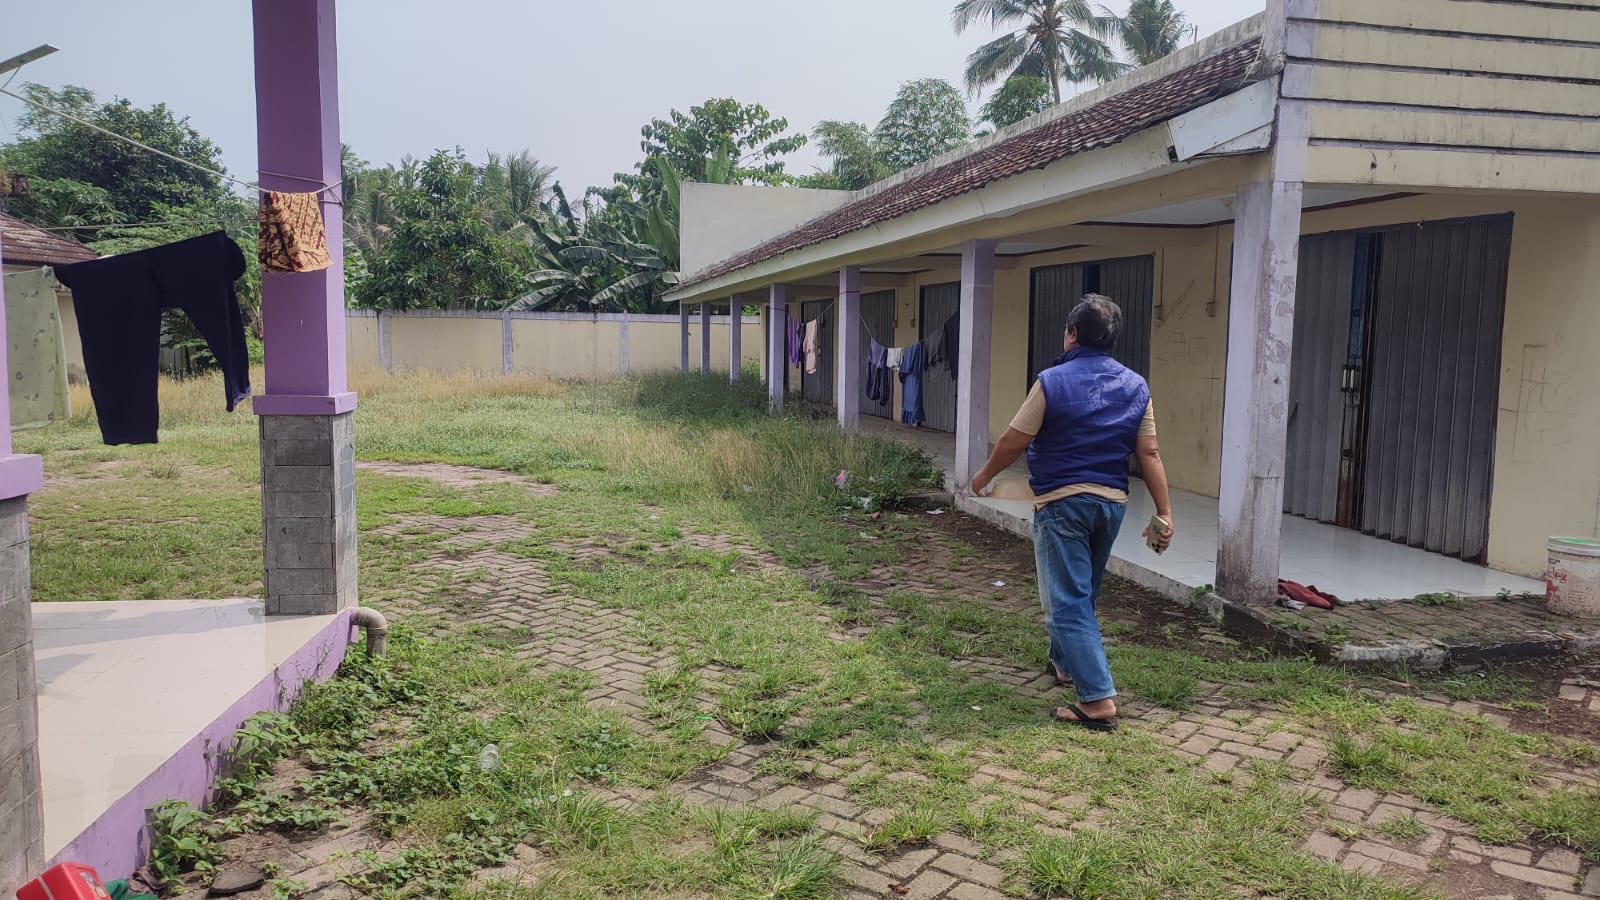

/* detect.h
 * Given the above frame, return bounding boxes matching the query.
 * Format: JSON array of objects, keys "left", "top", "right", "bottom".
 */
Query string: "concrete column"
[
  {"left": 0, "top": 230, "right": 45, "bottom": 897},
  {"left": 758, "top": 307, "right": 768, "bottom": 384},
  {"left": 259, "top": 415, "right": 357, "bottom": 613},
  {"left": 728, "top": 298, "right": 742, "bottom": 384},
  {"left": 619, "top": 314, "right": 631, "bottom": 374},
  {"left": 1216, "top": 176, "right": 1303, "bottom": 605},
  {"left": 699, "top": 301, "right": 712, "bottom": 374},
  {"left": 377, "top": 311, "right": 392, "bottom": 373},
  {"left": 254, "top": 0, "right": 358, "bottom": 616},
  {"left": 836, "top": 267, "right": 862, "bottom": 432},
  {"left": 955, "top": 240, "right": 996, "bottom": 489},
  {"left": 678, "top": 304, "right": 690, "bottom": 373},
  {"left": 768, "top": 284, "right": 787, "bottom": 413},
  {"left": 500, "top": 311, "right": 513, "bottom": 374}
]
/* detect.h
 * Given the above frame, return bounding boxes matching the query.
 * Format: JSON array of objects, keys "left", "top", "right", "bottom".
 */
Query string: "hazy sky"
[{"left": 3, "top": 0, "right": 1263, "bottom": 197}]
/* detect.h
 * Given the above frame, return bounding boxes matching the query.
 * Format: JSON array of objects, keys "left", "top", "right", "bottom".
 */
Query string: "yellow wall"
[
  {"left": 389, "top": 316, "right": 503, "bottom": 374},
  {"left": 346, "top": 314, "right": 380, "bottom": 374},
  {"left": 510, "top": 319, "right": 620, "bottom": 376},
  {"left": 348, "top": 312, "right": 762, "bottom": 381}
]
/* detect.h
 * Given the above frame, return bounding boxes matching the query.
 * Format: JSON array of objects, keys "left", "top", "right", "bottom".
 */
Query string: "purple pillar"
[
  {"left": 836, "top": 267, "right": 862, "bottom": 432},
  {"left": 253, "top": 0, "right": 358, "bottom": 615},
  {"left": 0, "top": 227, "right": 46, "bottom": 897},
  {"left": 253, "top": 0, "right": 352, "bottom": 415},
  {"left": 955, "top": 240, "right": 996, "bottom": 489}
]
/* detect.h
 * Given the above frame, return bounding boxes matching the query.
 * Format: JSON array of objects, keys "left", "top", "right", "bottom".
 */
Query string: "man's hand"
[
  {"left": 1143, "top": 514, "right": 1174, "bottom": 552},
  {"left": 966, "top": 469, "right": 992, "bottom": 498}
]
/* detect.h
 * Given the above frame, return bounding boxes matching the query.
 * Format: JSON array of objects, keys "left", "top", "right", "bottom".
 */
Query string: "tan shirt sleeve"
[
  {"left": 1011, "top": 387, "right": 1156, "bottom": 439},
  {"left": 1008, "top": 383, "right": 1047, "bottom": 436}
]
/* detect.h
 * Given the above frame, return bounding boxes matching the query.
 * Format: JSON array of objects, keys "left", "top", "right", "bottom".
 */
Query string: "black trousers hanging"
[{"left": 54, "top": 231, "right": 251, "bottom": 445}]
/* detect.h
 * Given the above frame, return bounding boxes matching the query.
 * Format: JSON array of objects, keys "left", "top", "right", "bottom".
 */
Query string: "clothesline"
[
  {"left": 0, "top": 86, "right": 343, "bottom": 198},
  {"left": 790, "top": 303, "right": 955, "bottom": 353},
  {"left": 17, "top": 217, "right": 246, "bottom": 234}
]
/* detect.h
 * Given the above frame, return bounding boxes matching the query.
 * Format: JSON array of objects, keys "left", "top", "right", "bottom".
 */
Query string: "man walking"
[{"left": 968, "top": 295, "right": 1173, "bottom": 731}]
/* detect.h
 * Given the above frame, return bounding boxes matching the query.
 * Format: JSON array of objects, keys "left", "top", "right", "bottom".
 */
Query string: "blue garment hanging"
[{"left": 898, "top": 342, "right": 926, "bottom": 426}]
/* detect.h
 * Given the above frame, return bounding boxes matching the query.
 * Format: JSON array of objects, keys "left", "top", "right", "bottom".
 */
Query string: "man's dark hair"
[{"left": 1066, "top": 294, "right": 1123, "bottom": 350}]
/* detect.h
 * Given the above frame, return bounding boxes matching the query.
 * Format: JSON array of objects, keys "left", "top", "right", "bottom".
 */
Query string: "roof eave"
[{"left": 666, "top": 78, "right": 1279, "bottom": 305}]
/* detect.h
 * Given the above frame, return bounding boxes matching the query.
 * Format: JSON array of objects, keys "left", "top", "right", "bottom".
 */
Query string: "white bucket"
[{"left": 1546, "top": 537, "right": 1600, "bottom": 618}]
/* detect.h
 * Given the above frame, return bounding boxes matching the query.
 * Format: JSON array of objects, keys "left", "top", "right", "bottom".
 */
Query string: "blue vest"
[{"left": 1027, "top": 349, "right": 1150, "bottom": 496}]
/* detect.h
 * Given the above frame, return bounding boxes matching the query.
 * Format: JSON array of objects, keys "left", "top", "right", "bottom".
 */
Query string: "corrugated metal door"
[
  {"left": 919, "top": 283, "right": 960, "bottom": 432},
  {"left": 1028, "top": 257, "right": 1153, "bottom": 383},
  {"left": 800, "top": 299, "right": 834, "bottom": 406},
  {"left": 1360, "top": 215, "right": 1511, "bottom": 561},
  {"left": 1283, "top": 232, "right": 1358, "bottom": 525},
  {"left": 1028, "top": 264, "right": 1084, "bottom": 384},
  {"left": 1097, "top": 255, "right": 1155, "bottom": 379},
  {"left": 861, "top": 290, "right": 896, "bottom": 419}
]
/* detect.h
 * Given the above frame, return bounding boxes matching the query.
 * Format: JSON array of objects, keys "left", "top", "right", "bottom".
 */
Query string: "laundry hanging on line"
[
  {"left": 865, "top": 340, "right": 891, "bottom": 407},
  {"left": 54, "top": 231, "right": 252, "bottom": 446},
  {"left": 803, "top": 319, "right": 820, "bottom": 375},
  {"left": 2, "top": 268, "right": 72, "bottom": 430},
  {"left": 258, "top": 190, "right": 331, "bottom": 273},
  {"left": 898, "top": 342, "right": 926, "bottom": 426}
]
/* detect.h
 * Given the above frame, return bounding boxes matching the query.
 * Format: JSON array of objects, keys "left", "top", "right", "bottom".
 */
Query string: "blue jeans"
[{"left": 1033, "top": 494, "right": 1125, "bottom": 703}]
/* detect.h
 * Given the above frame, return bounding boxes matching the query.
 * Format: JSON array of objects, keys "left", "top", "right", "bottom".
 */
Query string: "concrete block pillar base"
[
  {"left": 0, "top": 497, "right": 44, "bottom": 895},
  {"left": 261, "top": 414, "right": 357, "bottom": 615}
]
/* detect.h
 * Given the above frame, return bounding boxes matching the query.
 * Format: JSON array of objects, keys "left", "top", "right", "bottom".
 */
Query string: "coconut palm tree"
[
  {"left": 952, "top": 0, "right": 1127, "bottom": 104},
  {"left": 1117, "top": 0, "right": 1190, "bottom": 66}
]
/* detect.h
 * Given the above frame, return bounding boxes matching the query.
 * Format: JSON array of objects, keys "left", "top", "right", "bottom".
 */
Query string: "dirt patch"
[
  {"left": 38, "top": 458, "right": 167, "bottom": 492},
  {"left": 357, "top": 461, "right": 558, "bottom": 496}
]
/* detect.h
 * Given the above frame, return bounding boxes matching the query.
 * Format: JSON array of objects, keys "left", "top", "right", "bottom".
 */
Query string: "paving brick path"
[{"left": 255, "top": 466, "right": 1600, "bottom": 898}]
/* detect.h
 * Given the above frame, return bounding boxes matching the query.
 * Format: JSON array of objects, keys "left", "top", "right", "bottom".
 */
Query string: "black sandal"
[
  {"left": 1044, "top": 664, "right": 1073, "bottom": 686},
  {"left": 1052, "top": 703, "right": 1117, "bottom": 732}
]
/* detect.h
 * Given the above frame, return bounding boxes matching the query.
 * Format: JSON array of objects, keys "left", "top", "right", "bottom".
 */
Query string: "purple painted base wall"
[{"left": 49, "top": 611, "right": 356, "bottom": 880}]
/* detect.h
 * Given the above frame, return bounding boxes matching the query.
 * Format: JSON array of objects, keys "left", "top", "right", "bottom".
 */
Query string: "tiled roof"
[
  {"left": 0, "top": 212, "right": 98, "bottom": 267},
  {"left": 680, "top": 37, "right": 1262, "bottom": 289}
]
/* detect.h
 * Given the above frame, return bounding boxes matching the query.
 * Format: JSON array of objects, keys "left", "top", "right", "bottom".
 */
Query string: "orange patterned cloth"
[{"left": 258, "top": 190, "right": 331, "bottom": 273}]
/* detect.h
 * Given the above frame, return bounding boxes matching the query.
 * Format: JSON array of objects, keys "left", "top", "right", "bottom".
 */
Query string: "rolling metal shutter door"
[
  {"left": 919, "top": 283, "right": 960, "bottom": 432},
  {"left": 1028, "top": 264, "right": 1084, "bottom": 384},
  {"left": 861, "top": 290, "right": 896, "bottom": 419},
  {"left": 1360, "top": 215, "right": 1510, "bottom": 561},
  {"left": 1283, "top": 232, "right": 1357, "bottom": 524},
  {"left": 800, "top": 300, "right": 834, "bottom": 406},
  {"left": 1098, "top": 255, "right": 1155, "bottom": 379}
]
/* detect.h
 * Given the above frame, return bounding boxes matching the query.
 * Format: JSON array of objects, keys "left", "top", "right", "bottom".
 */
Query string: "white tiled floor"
[
  {"left": 32, "top": 599, "right": 340, "bottom": 857},
  {"left": 862, "top": 418, "right": 1544, "bottom": 602}
]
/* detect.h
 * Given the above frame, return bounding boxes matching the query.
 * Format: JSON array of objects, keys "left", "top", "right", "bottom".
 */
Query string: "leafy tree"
[
  {"left": 978, "top": 75, "right": 1054, "bottom": 130},
  {"left": 874, "top": 79, "right": 971, "bottom": 171},
  {"left": 810, "top": 121, "right": 893, "bottom": 190},
  {"left": 1118, "top": 0, "right": 1191, "bottom": 65},
  {"left": 1, "top": 83, "right": 229, "bottom": 226},
  {"left": 480, "top": 149, "right": 557, "bottom": 232},
  {"left": 620, "top": 99, "right": 807, "bottom": 202},
  {"left": 952, "top": 0, "right": 1126, "bottom": 103},
  {"left": 353, "top": 149, "right": 527, "bottom": 311}
]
